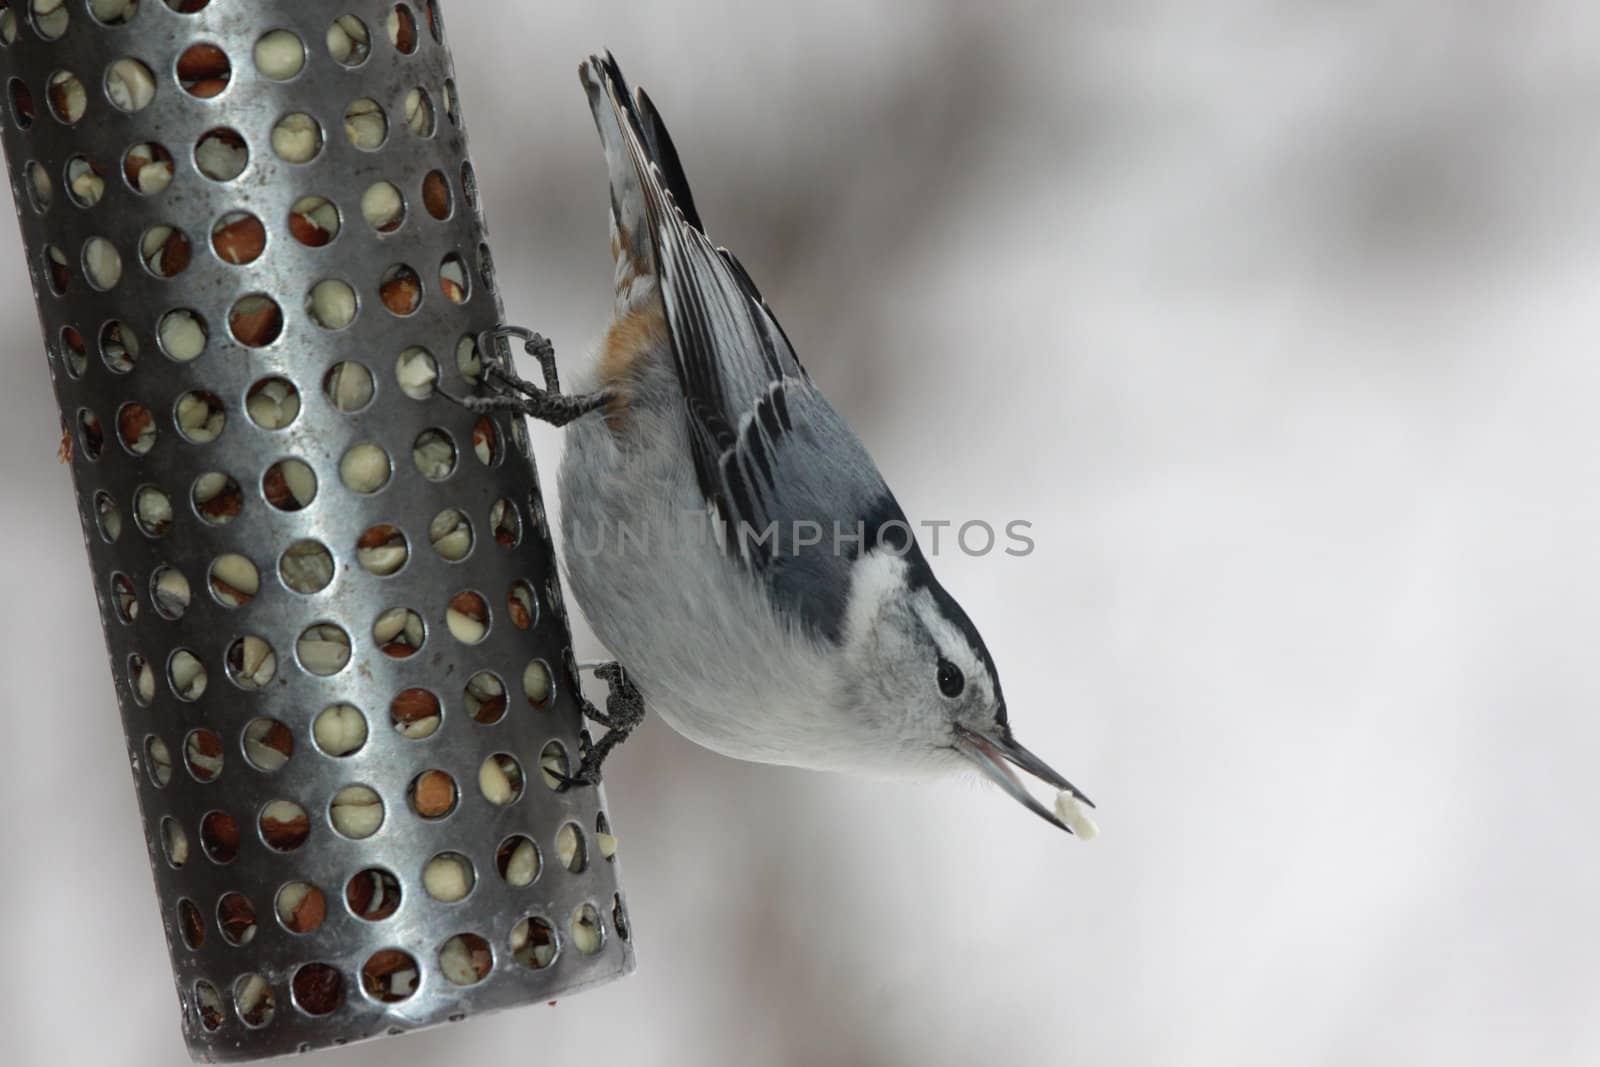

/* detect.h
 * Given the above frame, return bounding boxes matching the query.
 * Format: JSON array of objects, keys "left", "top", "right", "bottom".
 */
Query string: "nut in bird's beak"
[{"left": 954, "top": 721, "right": 1096, "bottom": 837}]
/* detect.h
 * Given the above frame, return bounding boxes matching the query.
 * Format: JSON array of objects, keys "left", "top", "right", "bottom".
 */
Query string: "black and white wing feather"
[{"left": 588, "top": 54, "right": 906, "bottom": 643}]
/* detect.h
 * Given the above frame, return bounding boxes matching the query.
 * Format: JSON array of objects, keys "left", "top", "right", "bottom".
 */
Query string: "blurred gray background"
[{"left": 5, "top": 1, "right": 1598, "bottom": 1064}]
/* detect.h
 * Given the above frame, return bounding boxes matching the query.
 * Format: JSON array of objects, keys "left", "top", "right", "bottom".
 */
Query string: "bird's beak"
[{"left": 953, "top": 721, "right": 1095, "bottom": 834}]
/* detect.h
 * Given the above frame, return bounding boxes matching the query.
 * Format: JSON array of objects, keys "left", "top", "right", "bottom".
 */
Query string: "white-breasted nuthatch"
[{"left": 466, "top": 54, "right": 1096, "bottom": 835}]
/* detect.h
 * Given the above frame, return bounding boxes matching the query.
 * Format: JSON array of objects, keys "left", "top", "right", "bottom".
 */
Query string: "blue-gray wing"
[
  {"left": 714, "top": 378, "right": 905, "bottom": 642},
  {"left": 593, "top": 57, "right": 909, "bottom": 641}
]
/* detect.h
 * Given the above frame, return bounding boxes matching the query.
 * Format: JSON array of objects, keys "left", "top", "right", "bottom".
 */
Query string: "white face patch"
[
  {"left": 910, "top": 589, "right": 989, "bottom": 706},
  {"left": 841, "top": 551, "right": 910, "bottom": 651}
]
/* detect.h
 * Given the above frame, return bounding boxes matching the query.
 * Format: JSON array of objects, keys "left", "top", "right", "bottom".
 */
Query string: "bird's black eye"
[{"left": 936, "top": 657, "right": 965, "bottom": 698}]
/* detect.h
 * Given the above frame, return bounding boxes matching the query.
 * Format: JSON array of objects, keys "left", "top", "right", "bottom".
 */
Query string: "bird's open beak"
[{"left": 954, "top": 721, "right": 1095, "bottom": 834}]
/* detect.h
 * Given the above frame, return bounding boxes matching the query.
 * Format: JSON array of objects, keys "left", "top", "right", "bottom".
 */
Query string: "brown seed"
[
  {"left": 392, "top": 9, "right": 416, "bottom": 53},
  {"left": 422, "top": 172, "right": 449, "bottom": 218},
  {"left": 208, "top": 577, "right": 251, "bottom": 606},
  {"left": 48, "top": 82, "right": 76, "bottom": 122},
  {"left": 289, "top": 211, "right": 331, "bottom": 247},
  {"left": 361, "top": 949, "right": 415, "bottom": 999},
  {"left": 218, "top": 894, "right": 255, "bottom": 942},
  {"left": 507, "top": 596, "right": 531, "bottom": 630},
  {"left": 180, "top": 902, "right": 206, "bottom": 947},
  {"left": 212, "top": 216, "right": 265, "bottom": 264},
  {"left": 379, "top": 274, "right": 420, "bottom": 315},
  {"left": 47, "top": 253, "right": 69, "bottom": 293},
  {"left": 413, "top": 770, "right": 454, "bottom": 817},
  {"left": 152, "top": 231, "right": 192, "bottom": 276},
  {"left": 11, "top": 82, "right": 33, "bottom": 125},
  {"left": 262, "top": 465, "right": 293, "bottom": 509},
  {"left": 345, "top": 872, "right": 375, "bottom": 916},
  {"left": 177, "top": 44, "right": 230, "bottom": 82},
  {"left": 187, "top": 77, "right": 229, "bottom": 98},
  {"left": 261, "top": 811, "right": 309, "bottom": 850},
  {"left": 359, "top": 524, "right": 401, "bottom": 549},
  {"left": 230, "top": 300, "right": 281, "bottom": 346},
  {"left": 391, "top": 687, "right": 439, "bottom": 724},
  {"left": 292, "top": 964, "right": 341, "bottom": 1016},
  {"left": 472, "top": 693, "right": 506, "bottom": 724},
  {"left": 116, "top": 406, "right": 151, "bottom": 447},
  {"left": 203, "top": 811, "right": 241, "bottom": 855},
  {"left": 255, "top": 720, "right": 294, "bottom": 758},
  {"left": 197, "top": 486, "right": 242, "bottom": 522},
  {"left": 440, "top": 276, "right": 464, "bottom": 303},
  {"left": 286, "top": 886, "right": 326, "bottom": 933},
  {"left": 449, "top": 590, "right": 485, "bottom": 619}
]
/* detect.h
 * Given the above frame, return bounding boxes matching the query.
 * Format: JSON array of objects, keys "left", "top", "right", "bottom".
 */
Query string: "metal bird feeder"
[{"left": 0, "top": 0, "right": 633, "bottom": 1058}]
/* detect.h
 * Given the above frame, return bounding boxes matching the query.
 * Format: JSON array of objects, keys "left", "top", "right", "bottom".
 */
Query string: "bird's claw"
[
  {"left": 558, "top": 661, "right": 646, "bottom": 790},
  {"left": 460, "top": 327, "right": 608, "bottom": 428},
  {"left": 479, "top": 324, "right": 562, "bottom": 394}
]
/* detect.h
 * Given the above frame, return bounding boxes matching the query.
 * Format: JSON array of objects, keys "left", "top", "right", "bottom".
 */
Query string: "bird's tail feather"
[{"left": 580, "top": 52, "right": 703, "bottom": 297}]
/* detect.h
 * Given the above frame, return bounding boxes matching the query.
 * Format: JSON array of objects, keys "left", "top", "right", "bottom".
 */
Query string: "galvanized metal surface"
[{"left": 0, "top": 1, "right": 632, "bottom": 1059}]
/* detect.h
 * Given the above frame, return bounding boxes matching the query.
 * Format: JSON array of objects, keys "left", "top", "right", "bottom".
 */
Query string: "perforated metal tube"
[{"left": 0, "top": 1, "right": 633, "bottom": 1059}]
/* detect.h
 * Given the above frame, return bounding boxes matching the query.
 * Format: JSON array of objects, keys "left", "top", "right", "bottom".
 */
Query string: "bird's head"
[{"left": 839, "top": 546, "right": 1096, "bottom": 836}]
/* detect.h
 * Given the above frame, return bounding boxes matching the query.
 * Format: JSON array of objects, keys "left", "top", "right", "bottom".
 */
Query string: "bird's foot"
[
  {"left": 450, "top": 324, "right": 610, "bottom": 427},
  {"left": 478, "top": 324, "right": 561, "bottom": 393},
  {"left": 554, "top": 662, "right": 646, "bottom": 790}
]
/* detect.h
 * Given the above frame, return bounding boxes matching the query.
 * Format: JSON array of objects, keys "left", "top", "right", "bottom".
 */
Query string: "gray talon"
[{"left": 560, "top": 661, "right": 645, "bottom": 787}]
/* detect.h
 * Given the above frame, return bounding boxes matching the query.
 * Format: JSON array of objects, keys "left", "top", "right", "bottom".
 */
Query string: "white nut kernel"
[
  {"left": 194, "top": 131, "right": 247, "bottom": 182},
  {"left": 360, "top": 181, "right": 403, "bottom": 232},
  {"left": 326, "top": 14, "right": 369, "bottom": 64},
  {"left": 297, "top": 624, "right": 351, "bottom": 676},
  {"left": 313, "top": 704, "right": 366, "bottom": 756},
  {"left": 84, "top": 238, "right": 122, "bottom": 290},
  {"left": 404, "top": 88, "right": 431, "bottom": 136},
  {"left": 412, "top": 432, "right": 454, "bottom": 480},
  {"left": 344, "top": 98, "right": 386, "bottom": 150},
  {"left": 253, "top": 30, "right": 304, "bottom": 80},
  {"left": 308, "top": 278, "right": 355, "bottom": 329},
  {"left": 106, "top": 58, "right": 155, "bottom": 112},
  {"left": 246, "top": 378, "right": 299, "bottom": 429},
  {"left": 154, "top": 568, "right": 191, "bottom": 618},
  {"left": 429, "top": 508, "right": 471, "bottom": 560},
  {"left": 395, "top": 347, "right": 437, "bottom": 398},
  {"left": 572, "top": 907, "right": 602, "bottom": 955},
  {"left": 503, "top": 839, "right": 538, "bottom": 887},
  {"left": 438, "top": 936, "right": 482, "bottom": 986},
  {"left": 176, "top": 393, "right": 222, "bottom": 442},
  {"left": 209, "top": 553, "right": 259, "bottom": 607},
  {"left": 1054, "top": 791, "right": 1099, "bottom": 841},
  {"left": 340, "top": 443, "right": 389, "bottom": 493},
  {"left": 280, "top": 540, "right": 334, "bottom": 592},
  {"left": 170, "top": 650, "right": 207, "bottom": 700},
  {"left": 423, "top": 854, "right": 471, "bottom": 902},
  {"left": 556, "top": 824, "right": 582, "bottom": 871},
  {"left": 159, "top": 309, "right": 206, "bottom": 361},
  {"left": 330, "top": 785, "right": 383, "bottom": 839},
  {"left": 90, "top": 0, "right": 136, "bottom": 22},
  {"left": 244, "top": 720, "right": 291, "bottom": 772},
  {"left": 271, "top": 113, "right": 320, "bottom": 163},
  {"left": 125, "top": 144, "right": 174, "bottom": 194},
  {"left": 232, "top": 636, "right": 276, "bottom": 689},
  {"left": 478, "top": 756, "right": 515, "bottom": 806},
  {"left": 136, "top": 658, "right": 157, "bottom": 704},
  {"left": 325, "top": 361, "right": 374, "bottom": 411}
]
